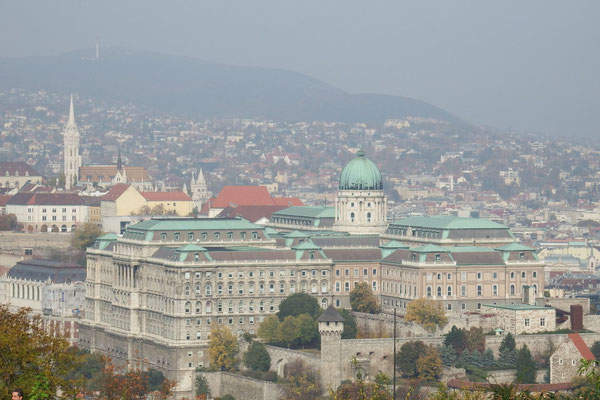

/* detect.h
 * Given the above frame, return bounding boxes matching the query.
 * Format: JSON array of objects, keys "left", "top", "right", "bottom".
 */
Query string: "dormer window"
[
  {"left": 174, "top": 232, "right": 180, "bottom": 240},
  {"left": 519, "top": 252, "right": 525, "bottom": 260},
  {"left": 252, "top": 231, "right": 258, "bottom": 239},
  {"left": 435, "top": 254, "right": 441, "bottom": 261},
  {"left": 161, "top": 233, "right": 167, "bottom": 240},
  {"left": 188, "top": 232, "right": 194, "bottom": 241}
]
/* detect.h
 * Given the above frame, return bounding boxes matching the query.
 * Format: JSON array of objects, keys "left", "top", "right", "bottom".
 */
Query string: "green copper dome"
[{"left": 339, "top": 150, "right": 383, "bottom": 190}]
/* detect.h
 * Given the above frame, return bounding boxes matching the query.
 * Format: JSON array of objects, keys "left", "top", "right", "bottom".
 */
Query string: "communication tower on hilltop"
[{"left": 95, "top": 34, "right": 100, "bottom": 60}]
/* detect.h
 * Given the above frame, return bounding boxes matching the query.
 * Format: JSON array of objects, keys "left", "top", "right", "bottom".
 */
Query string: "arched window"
[
  {"left": 321, "top": 298, "right": 328, "bottom": 309},
  {"left": 185, "top": 302, "right": 191, "bottom": 313},
  {"left": 367, "top": 212, "right": 371, "bottom": 222},
  {"left": 195, "top": 301, "right": 202, "bottom": 314},
  {"left": 206, "top": 301, "right": 212, "bottom": 313},
  {"left": 195, "top": 285, "right": 201, "bottom": 295},
  {"left": 437, "top": 286, "right": 442, "bottom": 297},
  {"left": 321, "top": 281, "right": 327, "bottom": 293},
  {"left": 238, "top": 300, "right": 244, "bottom": 313},
  {"left": 249, "top": 300, "right": 255, "bottom": 312},
  {"left": 426, "top": 286, "right": 432, "bottom": 297},
  {"left": 350, "top": 212, "right": 355, "bottom": 222},
  {"left": 205, "top": 284, "right": 212, "bottom": 296},
  {"left": 510, "top": 284, "right": 515, "bottom": 295},
  {"left": 185, "top": 285, "right": 190, "bottom": 296}
]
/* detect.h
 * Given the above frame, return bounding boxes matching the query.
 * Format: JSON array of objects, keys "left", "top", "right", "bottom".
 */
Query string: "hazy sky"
[{"left": 2, "top": 1, "right": 599, "bottom": 138}]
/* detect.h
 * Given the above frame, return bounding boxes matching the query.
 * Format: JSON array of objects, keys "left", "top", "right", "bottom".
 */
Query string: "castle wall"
[{"left": 202, "top": 371, "right": 283, "bottom": 400}]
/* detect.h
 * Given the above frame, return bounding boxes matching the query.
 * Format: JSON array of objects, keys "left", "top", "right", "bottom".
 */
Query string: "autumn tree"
[
  {"left": 243, "top": 341, "right": 271, "bottom": 372},
  {"left": 97, "top": 358, "right": 175, "bottom": 400},
  {"left": 278, "top": 315, "right": 300, "bottom": 348},
  {"left": 297, "top": 313, "right": 318, "bottom": 347},
  {"left": 404, "top": 299, "right": 447, "bottom": 332},
  {"left": 396, "top": 341, "right": 428, "bottom": 378},
  {"left": 257, "top": 315, "right": 280, "bottom": 343},
  {"left": 0, "top": 213, "right": 18, "bottom": 231},
  {"left": 277, "top": 293, "right": 321, "bottom": 320},
  {"left": 338, "top": 308, "right": 357, "bottom": 339},
  {"left": 208, "top": 326, "right": 239, "bottom": 371},
  {"left": 0, "top": 305, "right": 83, "bottom": 398},
  {"left": 465, "top": 327, "right": 485, "bottom": 353},
  {"left": 280, "top": 359, "right": 323, "bottom": 400},
  {"left": 416, "top": 346, "right": 443, "bottom": 381},
  {"left": 71, "top": 222, "right": 103, "bottom": 251},
  {"left": 350, "top": 282, "right": 380, "bottom": 314}
]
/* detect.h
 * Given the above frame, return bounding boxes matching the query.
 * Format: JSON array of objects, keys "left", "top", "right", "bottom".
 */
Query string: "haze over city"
[{"left": 1, "top": 0, "right": 599, "bottom": 138}]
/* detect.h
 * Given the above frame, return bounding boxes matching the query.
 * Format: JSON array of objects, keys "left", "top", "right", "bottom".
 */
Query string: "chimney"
[{"left": 571, "top": 304, "right": 583, "bottom": 332}]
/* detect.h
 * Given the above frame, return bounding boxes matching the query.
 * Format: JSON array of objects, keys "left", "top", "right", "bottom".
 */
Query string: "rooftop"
[
  {"left": 482, "top": 303, "right": 551, "bottom": 311},
  {"left": 390, "top": 215, "right": 508, "bottom": 230}
]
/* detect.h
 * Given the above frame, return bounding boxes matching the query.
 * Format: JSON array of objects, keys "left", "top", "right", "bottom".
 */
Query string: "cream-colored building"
[
  {"left": 100, "top": 184, "right": 147, "bottom": 217},
  {"left": 140, "top": 191, "right": 193, "bottom": 216},
  {"left": 0, "top": 162, "right": 42, "bottom": 189}
]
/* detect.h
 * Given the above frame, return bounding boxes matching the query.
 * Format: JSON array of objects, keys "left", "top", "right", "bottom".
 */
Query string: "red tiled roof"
[
  {"left": 0, "top": 195, "right": 10, "bottom": 207},
  {"left": 140, "top": 192, "right": 192, "bottom": 201},
  {"left": 7, "top": 193, "right": 85, "bottom": 206},
  {"left": 0, "top": 162, "right": 40, "bottom": 177},
  {"left": 216, "top": 205, "right": 288, "bottom": 222},
  {"left": 101, "top": 184, "right": 132, "bottom": 201},
  {"left": 273, "top": 197, "right": 304, "bottom": 207},
  {"left": 568, "top": 333, "right": 595, "bottom": 361},
  {"left": 212, "top": 186, "right": 275, "bottom": 208}
]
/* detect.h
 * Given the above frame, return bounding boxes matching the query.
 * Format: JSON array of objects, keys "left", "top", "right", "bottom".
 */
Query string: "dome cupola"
[{"left": 338, "top": 150, "right": 383, "bottom": 190}]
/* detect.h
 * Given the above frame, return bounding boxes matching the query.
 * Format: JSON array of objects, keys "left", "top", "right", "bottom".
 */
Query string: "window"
[
  {"left": 363, "top": 268, "right": 368, "bottom": 276},
  {"left": 217, "top": 285, "right": 223, "bottom": 295},
  {"left": 185, "top": 302, "right": 191, "bottom": 313},
  {"left": 477, "top": 285, "right": 482, "bottom": 296},
  {"left": 227, "top": 232, "right": 233, "bottom": 239},
  {"left": 510, "top": 272, "right": 515, "bottom": 279},
  {"left": 492, "top": 285, "right": 498, "bottom": 296},
  {"left": 461, "top": 303, "right": 466, "bottom": 310},
  {"left": 519, "top": 252, "right": 525, "bottom": 260},
  {"left": 174, "top": 232, "right": 180, "bottom": 240},
  {"left": 185, "top": 272, "right": 191, "bottom": 280},
  {"left": 524, "top": 318, "right": 530, "bottom": 327},
  {"left": 540, "top": 318, "right": 545, "bottom": 327},
  {"left": 350, "top": 212, "right": 355, "bottom": 222},
  {"left": 161, "top": 233, "right": 167, "bottom": 240},
  {"left": 188, "top": 232, "right": 194, "bottom": 240},
  {"left": 344, "top": 282, "right": 350, "bottom": 292},
  {"left": 447, "top": 273, "right": 452, "bottom": 280},
  {"left": 533, "top": 271, "right": 537, "bottom": 278},
  {"left": 510, "top": 284, "right": 515, "bottom": 295},
  {"left": 437, "top": 273, "right": 442, "bottom": 280},
  {"left": 372, "top": 281, "right": 377, "bottom": 291},
  {"left": 336, "top": 282, "right": 341, "bottom": 292},
  {"left": 205, "top": 284, "right": 212, "bottom": 296},
  {"left": 185, "top": 285, "right": 190, "bottom": 296},
  {"left": 202, "top": 232, "right": 208, "bottom": 240},
  {"left": 336, "top": 269, "right": 340, "bottom": 276},
  {"left": 228, "top": 284, "right": 233, "bottom": 295},
  {"left": 492, "top": 272, "right": 498, "bottom": 280},
  {"left": 426, "top": 286, "right": 432, "bottom": 297},
  {"left": 447, "top": 304, "right": 452, "bottom": 311},
  {"left": 447, "top": 286, "right": 452, "bottom": 296},
  {"left": 477, "top": 272, "right": 482, "bottom": 280},
  {"left": 461, "top": 285, "right": 466, "bottom": 297},
  {"left": 437, "top": 286, "right": 442, "bottom": 296},
  {"left": 214, "top": 232, "right": 220, "bottom": 240},
  {"left": 373, "top": 269, "right": 377, "bottom": 276},
  {"left": 461, "top": 272, "right": 466, "bottom": 281},
  {"left": 435, "top": 254, "right": 441, "bottom": 261},
  {"left": 252, "top": 231, "right": 258, "bottom": 239},
  {"left": 522, "top": 272, "right": 526, "bottom": 279},
  {"left": 345, "top": 269, "right": 349, "bottom": 276}
]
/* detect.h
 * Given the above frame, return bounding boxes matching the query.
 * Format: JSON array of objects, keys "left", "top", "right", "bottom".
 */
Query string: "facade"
[
  {"left": 379, "top": 241, "right": 546, "bottom": 313},
  {"left": 550, "top": 333, "right": 595, "bottom": 383},
  {"left": 269, "top": 206, "right": 335, "bottom": 231},
  {"left": 63, "top": 96, "right": 82, "bottom": 190},
  {"left": 6, "top": 192, "right": 88, "bottom": 232},
  {"left": 80, "top": 218, "right": 335, "bottom": 394},
  {"left": 79, "top": 165, "right": 153, "bottom": 191},
  {"left": 481, "top": 304, "right": 556, "bottom": 334},
  {"left": 0, "top": 258, "right": 86, "bottom": 344},
  {"left": 334, "top": 150, "right": 387, "bottom": 234},
  {"left": 100, "top": 184, "right": 147, "bottom": 217},
  {"left": 0, "top": 162, "right": 43, "bottom": 189},
  {"left": 140, "top": 191, "right": 193, "bottom": 216}
]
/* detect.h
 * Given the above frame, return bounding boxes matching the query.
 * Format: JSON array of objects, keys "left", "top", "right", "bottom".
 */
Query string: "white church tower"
[
  {"left": 63, "top": 95, "right": 82, "bottom": 190},
  {"left": 190, "top": 169, "right": 210, "bottom": 211}
]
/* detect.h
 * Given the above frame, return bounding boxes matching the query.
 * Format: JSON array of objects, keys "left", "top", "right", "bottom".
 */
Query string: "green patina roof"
[
  {"left": 93, "top": 232, "right": 118, "bottom": 250},
  {"left": 176, "top": 244, "right": 208, "bottom": 252},
  {"left": 97, "top": 233, "right": 118, "bottom": 241},
  {"left": 380, "top": 240, "right": 410, "bottom": 249},
  {"left": 495, "top": 243, "right": 534, "bottom": 252},
  {"left": 264, "top": 227, "right": 279, "bottom": 236},
  {"left": 411, "top": 243, "right": 450, "bottom": 253},
  {"left": 391, "top": 215, "right": 508, "bottom": 230},
  {"left": 284, "top": 230, "right": 311, "bottom": 238},
  {"left": 273, "top": 206, "right": 335, "bottom": 218},
  {"left": 483, "top": 303, "right": 551, "bottom": 311},
  {"left": 339, "top": 150, "right": 383, "bottom": 191},
  {"left": 291, "top": 240, "right": 322, "bottom": 251},
  {"left": 127, "top": 217, "right": 262, "bottom": 232}
]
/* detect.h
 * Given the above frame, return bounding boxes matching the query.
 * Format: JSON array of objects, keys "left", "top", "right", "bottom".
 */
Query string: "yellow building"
[
  {"left": 100, "top": 184, "right": 147, "bottom": 217},
  {"left": 81, "top": 196, "right": 102, "bottom": 225},
  {"left": 140, "top": 192, "right": 193, "bottom": 216}
]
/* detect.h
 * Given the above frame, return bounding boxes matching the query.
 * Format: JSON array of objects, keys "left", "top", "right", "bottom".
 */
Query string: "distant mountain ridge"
[{"left": 0, "top": 48, "right": 465, "bottom": 124}]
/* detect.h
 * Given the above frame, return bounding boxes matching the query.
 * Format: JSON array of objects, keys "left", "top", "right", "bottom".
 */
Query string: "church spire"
[
  {"left": 117, "top": 147, "right": 123, "bottom": 171},
  {"left": 67, "top": 94, "right": 76, "bottom": 128}
]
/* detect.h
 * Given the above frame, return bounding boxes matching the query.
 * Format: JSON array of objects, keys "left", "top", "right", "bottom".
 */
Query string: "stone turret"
[{"left": 318, "top": 305, "right": 344, "bottom": 391}]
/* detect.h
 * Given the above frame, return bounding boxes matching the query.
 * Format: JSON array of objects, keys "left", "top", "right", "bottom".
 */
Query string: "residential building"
[
  {"left": 0, "top": 162, "right": 43, "bottom": 189},
  {"left": 6, "top": 193, "right": 88, "bottom": 232},
  {"left": 550, "top": 333, "right": 595, "bottom": 383}
]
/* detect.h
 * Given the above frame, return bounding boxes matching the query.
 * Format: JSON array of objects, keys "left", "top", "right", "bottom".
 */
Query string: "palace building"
[{"left": 79, "top": 149, "right": 544, "bottom": 396}]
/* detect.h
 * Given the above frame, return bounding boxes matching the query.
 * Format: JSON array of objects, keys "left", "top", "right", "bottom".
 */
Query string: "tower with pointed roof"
[
  {"left": 190, "top": 169, "right": 210, "bottom": 211},
  {"left": 318, "top": 305, "right": 344, "bottom": 390},
  {"left": 334, "top": 150, "right": 387, "bottom": 234},
  {"left": 63, "top": 95, "right": 82, "bottom": 190}
]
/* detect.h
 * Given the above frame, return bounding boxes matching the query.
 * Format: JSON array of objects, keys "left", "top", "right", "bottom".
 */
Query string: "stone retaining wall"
[{"left": 202, "top": 371, "right": 283, "bottom": 400}]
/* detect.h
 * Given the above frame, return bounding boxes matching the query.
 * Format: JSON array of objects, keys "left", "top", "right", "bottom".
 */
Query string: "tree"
[
  {"left": 257, "top": 315, "right": 280, "bottom": 343},
  {"left": 98, "top": 358, "right": 174, "bottom": 400},
  {"left": 195, "top": 373, "right": 210, "bottom": 398},
  {"left": 297, "top": 313, "right": 318, "bottom": 347},
  {"left": 243, "top": 341, "right": 271, "bottom": 372},
  {"left": 71, "top": 222, "right": 103, "bottom": 251},
  {"left": 338, "top": 308, "right": 357, "bottom": 339},
  {"left": 465, "top": 327, "right": 485, "bottom": 353},
  {"left": 591, "top": 341, "right": 600, "bottom": 360},
  {"left": 277, "top": 293, "right": 321, "bottom": 320},
  {"left": 416, "top": 346, "right": 443, "bottom": 381},
  {"left": 481, "top": 349, "right": 496, "bottom": 369},
  {"left": 444, "top": 326, "right": 467, "bottom": 354},
  {"left": 0, "top": 214, "right": 18, "bottom": 231},
  {"left": 280, "top": 359, "right": 322, "bottom": 400},
  {"left": 396, "top": 341, "right": 428, "bottom": 378},
  {"left": 278, "top": 315, "right": 300, "bottom": 348},
  {"left": 0, "top": 305, "right": 83, "bottom": 399},
  {"left": 440, "top": 345, "right": 458, "bottom": 366},
  {"left": 208, "top": 326, "right": 239, "bottom": 371},
  {"left": 405, "top": 299, "right": 448, "bottom": 332},
  {"left": 515, "top": 345, "right": 536, "bottom": 384},
  {"left": 350, "top": 282, "right": 380, "bottom": 314},
  {"left": 498, "top": 333, "right": 517, "bottom": 368}
]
